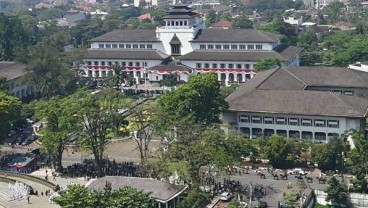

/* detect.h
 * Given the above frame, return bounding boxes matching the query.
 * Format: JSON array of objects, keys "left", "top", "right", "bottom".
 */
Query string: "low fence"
[
  {"left": 315, "top": 189, "right": 368, "bottom": 208},
  {"left": 0, "top": 170, "right": 57, "bottom": 190}
]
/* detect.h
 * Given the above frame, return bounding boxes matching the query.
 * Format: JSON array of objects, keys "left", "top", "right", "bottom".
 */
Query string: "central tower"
[{"left": 156, "top": 3, "right": 205, "bottom": 56}]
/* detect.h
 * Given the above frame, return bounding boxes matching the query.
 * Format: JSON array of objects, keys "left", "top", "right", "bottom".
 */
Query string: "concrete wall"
[{"left": 315, "top": 189, "right": 368, "bottom": 208}]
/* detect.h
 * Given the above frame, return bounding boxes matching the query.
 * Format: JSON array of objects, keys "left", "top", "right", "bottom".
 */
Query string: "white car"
[
  {"left": 288, "top": 168, "right": 307, "bottom": 175},
  {"left": 220, "top": 192, "right": 233, "bottom": 201}
]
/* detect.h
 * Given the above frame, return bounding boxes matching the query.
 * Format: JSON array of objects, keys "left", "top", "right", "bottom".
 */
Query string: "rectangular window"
[
  {"left": 247, "top": 45, "right": 254, "bottom": 50},
  {"left": 264, "top": 116, "right": 274, "bottom": 124},
  {"left": 94, "top": 61, "right": 98, "bottom": 65},
  {"left": 207, "top": 44, "right": 214, "bottom": 49},
  {"left": 135, "top": 62, "right": 140, "bottom": 66},
  {"left": 245, "top": 64, "right": 250, "bottom": 69},
  {"left": 231, "top": 44, "right": 238, "bottom": 49},
  {"left": 119, "top": 44, "right": 124, "bottom": 48},
  {"left": 200, "top": 44, "right": 206, "bottom": 49},
  {"left": 215, "top": 44, "right": 222, "bottom": 49},
  {"left": 87, "top": 61, "right": 92, "bottom": 66},
  {"left": 236, "top": 64, "right": 242, "bottom": 69},
  {"left": 276, "top": 117, "right": 286, "bottom": 125},
  {"left": 204, "top": 63, "right": 210, "bottom": 68},
  {"left": 239, "top": 115, "right": 249, "bottom": 123},
  {"left": 240, "top": 45, "right": 246, "bottom": 49},
  {"left": 128, "top": 62, "right": 133, "bottom": 66},
  {"left": 98, "top": 44, "right": 104, "bottom": 48},
  {"left": 220, "top": 63, "right": 226, "bottom": 68},
  {"left": 108, "top": 61, "right": 112, "bottom": 66},
  {"left": 315, "top": 119, "right": 326, "bottom": 127},
  {"left": 228, "top": 64, "right": 234, "bottom": 69},
  {"left": 147, "top": 44, "right": 152, "bottom": 49},
  {"left": 251, "top": 116, "right": 262, "bottom": 123},
  {"left": 106, "top": 44, "right": 111, "bottom": 48},
  {"left": 133, "top": 44, "right": 138, "bottom": 49},
  {"left": 196, "top": 63, "right": 202, "bottom": 68},
  {"left": 140, "top": 44, "right": 145, "bottom": 49},
  {"left": 328, "top": 120, "right": 339, "bottom": 128},
  {"left": 112, "top": 44, "right": 117, "bottom": 48},
  {"left": 301, "top": 119, "right": 312, "bottom": 126},
  {"left": 288, "top": 118, "right": 299, "bottom": 126},
  {"left": 344, "top": 91, "right": 353, "bottom": 95},
  {"left": 101, "top": 61, "right": 105, "bottom": 66},
  {"left": 223, "top": 44, "right": 230, "bottom": 49},
  {"left": 212, "top": 63, "right": 218, "bottom": 68},
  {"left": 126, "top": 44, "right": 131, "bottom": 48},
  {"left": 256, "top": 44, "right": 263, "bottom": 50},
  {"left": 121, "top": 62, "right": 126, "bottom": 66}
]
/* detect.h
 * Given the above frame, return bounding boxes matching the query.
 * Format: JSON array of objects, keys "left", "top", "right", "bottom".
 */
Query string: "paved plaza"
[{"left": 0, "top": 139, "right": 161, "bottom": 208}]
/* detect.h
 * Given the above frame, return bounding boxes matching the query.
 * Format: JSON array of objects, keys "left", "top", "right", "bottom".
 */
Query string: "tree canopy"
[
  {"left": 264, "top": 135, "right": 293, "bottom": 167},
  {"left": 255, "top": 58, "right": 281, "bottom": 71},
  {"left": 158, "top": 73, "right": 228, "bottom": 125},
  {"left": 54, "top": 183, "right": 153, "bottom": 208},
  {"left": 0, "top": 92, "right": 21, "bottom": 143}
]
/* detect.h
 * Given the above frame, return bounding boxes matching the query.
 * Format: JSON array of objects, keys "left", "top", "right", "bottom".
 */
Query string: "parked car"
[
  {"left": 220, "top": 192, "right": 233, "bottom": 201},
  {"left": 288, "top": 168, "right": 307, "bottom": 175}
]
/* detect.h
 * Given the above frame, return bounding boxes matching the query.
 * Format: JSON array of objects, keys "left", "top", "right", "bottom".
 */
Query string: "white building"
[
  {"left": 283, "top": 16, "right": 303, "bottom": 26},
  {"left": 0, "top": 62, "right": 32, "bottom": 99},
  {"left": 134, "top": 0, "right": 173, "bottom": 8},
  {"left": 222, "top": 67, "right": 368, "bottom": 142},
  {"left": 80, "top": 4, "right": 302, "bottom": 85},
  {"left": 348, "top": 62, "right": 368, "bottom": 73}
]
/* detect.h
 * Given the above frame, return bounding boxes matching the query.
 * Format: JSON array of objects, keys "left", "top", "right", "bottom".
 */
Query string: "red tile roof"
[
  {"left": 211, "top": 20, "right": 232, "bottom": 28},
  {"left": 138, "top": 13, "right": 151, "bottom": 21}
]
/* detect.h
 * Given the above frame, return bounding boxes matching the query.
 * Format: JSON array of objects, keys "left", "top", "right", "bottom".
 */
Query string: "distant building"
[
  {"left": 138, "top": 13, "right": 152, "bottom": 21},
  {"left": 79, "top": 4, "right": 302, "bottom": 85},
  {"left": 210, "top": 20, "right": 232, "bottom": 29},
  {"left": 134, "top": 0, "right": 172, "bottom": 8},
  {"left": 334, "top": 21, "right": 355, "bottom": 31},
  {"left": 87, "top": 176, "right": 188, "bottom": 208},
  {"left": 283, "top": 16, "right": 303, "bottom": 26},
  {"left": 0, "top": 62, "right": 32, "bottom": 99},
  {"left": 191, "top": 0, "right": 220, "bottom": 6},
  {"left": 222, "top": 67, "right": 368, "bottom": 142}
]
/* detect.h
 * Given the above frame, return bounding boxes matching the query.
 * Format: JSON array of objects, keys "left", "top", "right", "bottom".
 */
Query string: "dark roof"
[
  {"left": 284, "top": 67, "right": 368, "bottom": 88},
  {"left": 192, "top": 29, "right": 284, "bottom": 43},
  {"left": 90, "top": 29, "right": 159, "bottom": 42},
  {"left": 0, "top": 62, "right": 28, "bottom": 80},
  {"left": 227, "top": 89, "right": 368, "bottom": 117},
  {"left": 148, "top": 60, "right": 192, "bottom": 71},
  {"left": 83, "top": 49, "right": 169, "bottom": 60},
  {"left": 169, "top": 34, "right": 181, "bottom": 44},
  {"left": 178, "top": 46, "right": 302, "bottom": 62},
  {"left": 225, "top": 67, "right": 368, "bottom": 117},
  {"left": 163, "top": 3, "right": 197, "bottom": 19},
  {"left": 87, "top": 176, "right": 188, "bottom": 203}
]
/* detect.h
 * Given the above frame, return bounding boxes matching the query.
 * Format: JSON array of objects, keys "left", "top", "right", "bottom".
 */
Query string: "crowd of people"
[{"left": 63, "top": 159, "right": 144, "bottom": 178}]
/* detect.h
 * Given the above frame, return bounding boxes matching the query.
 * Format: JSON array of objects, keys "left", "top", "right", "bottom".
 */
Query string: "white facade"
[
  {"left": 79, "top": 4, "right": 301, "bottom": 85},
  {"left": 348, "top": 62, "right": 368, "bottom": 73},
  {"left": 222, "top": 112, "right": 364, "bottom": 142},
  {"left": 283, "top": 16, "right": 303, "bottom": 26}
]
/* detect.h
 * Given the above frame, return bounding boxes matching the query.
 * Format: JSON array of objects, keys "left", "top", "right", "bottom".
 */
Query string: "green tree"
[
  {"left": 158, "top": 73, "right": 228, "bottom": 125},
  {"left": 255, "top": 58, "right": 281, "bottom": 71},
  {"left": 151, "top": 9, "right": 166, "bottom": 24},
  {"left": 264, "top": 135, "right": 293, "bottom": 167},
  {"left": 54, "top": 184, "right": 99, "bottom": 208},
  {"left": 27, "top": 32, "right": 76, "bottom": 98},
  {"left": 54, "top": 183, "right": 153, "bottom": 208},
  {"left": 326, "top": 177, "right": 349, "bottom": 206},
  {"left": 34, "top": 96, "right": 80, "bottom": 171},
  {"left": 297, "top": 29, "right": 318, "bottom": 51},
  {"left": 159, "top": 74, "right": 183, "bottom": 87},
  {"left": 324, "top": 1, "right": 345, "bottom": 23},
  {"left": 231, "top": 15, "right": 253, "bottom": 29},
  {"left": 346, "top": 132, "right": 368, "bottom": 176},
  {"left": 0, "top": 92, "right": 21, "bottom": 143},
  {"left": 77, "top": 89, "right": 126, "bottom": 176},
  {"left": 0, "top": 77, "right": 8, "bottom": 93}
]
